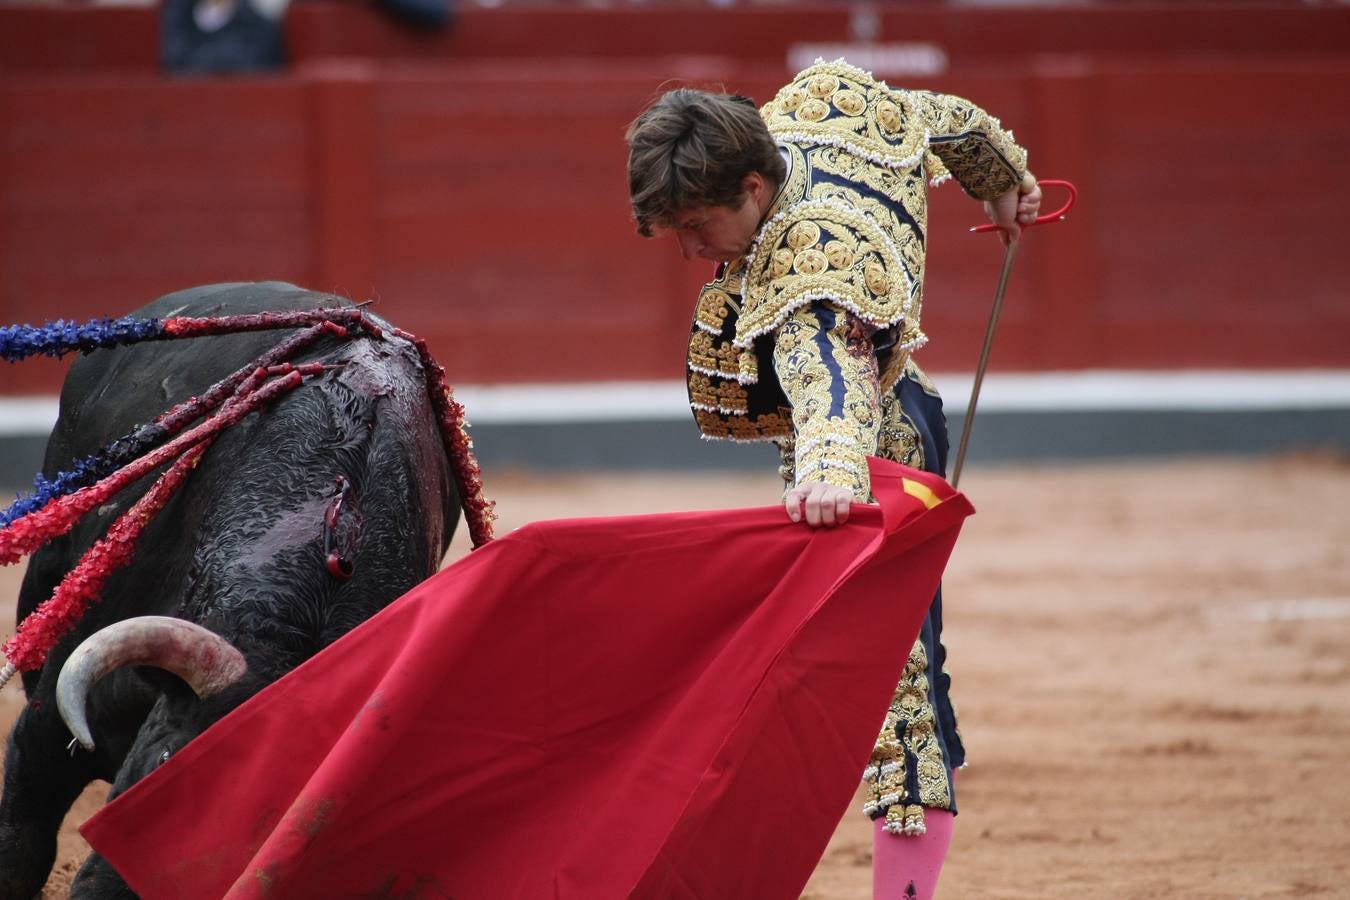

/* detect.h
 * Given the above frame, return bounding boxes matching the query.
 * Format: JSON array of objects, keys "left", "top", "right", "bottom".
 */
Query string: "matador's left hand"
[{"left": 786, "top": 481, "right": 855, "bottom": 527}]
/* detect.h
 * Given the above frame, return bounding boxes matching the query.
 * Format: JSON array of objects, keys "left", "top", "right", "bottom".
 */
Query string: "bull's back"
[
  {"left": 52, "top": 282, "right": 353, "bottom": 462},
  {"left": 2, "top": 282, "right": 459, "bottom": 897},
  {"left": 19, "top": 282, "right": 457, "bottom": 680}
]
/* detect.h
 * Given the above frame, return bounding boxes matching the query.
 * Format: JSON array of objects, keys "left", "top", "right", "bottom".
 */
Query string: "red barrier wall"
[
  {"left": 2, "top": 4, "right": 1349, "bottom": 394},
  {"left": 7, "top": 4, "right": 1350, "bottom": 73}
]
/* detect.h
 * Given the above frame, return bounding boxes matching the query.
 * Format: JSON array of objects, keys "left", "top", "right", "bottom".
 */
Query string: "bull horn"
[{"left": 56, "top": 616, "right": 247, "bottom": 752}]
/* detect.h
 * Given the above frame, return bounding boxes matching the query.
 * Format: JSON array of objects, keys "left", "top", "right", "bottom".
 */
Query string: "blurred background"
[
  {"left": 2, "top": 0, "right": 1349, "bottom": 481},
  {"left": 4, "top": 5, "right": 1350, "bottom": 896}
]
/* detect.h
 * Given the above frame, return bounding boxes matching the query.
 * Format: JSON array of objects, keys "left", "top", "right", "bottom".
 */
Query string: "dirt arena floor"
[{"left": 4, "top": 455, "right": 1350, "bottom": 898}]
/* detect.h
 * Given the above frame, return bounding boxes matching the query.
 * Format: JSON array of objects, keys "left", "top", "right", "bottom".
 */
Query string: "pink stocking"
[{"left": 871, "top": 808, "right": 955, "bottom": 900}]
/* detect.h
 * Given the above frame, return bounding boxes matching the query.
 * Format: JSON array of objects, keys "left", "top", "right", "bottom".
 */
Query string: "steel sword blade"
[
  {"left": 950, "top": 178, "right": 1077, "bottom": 487},
  {"left": 950, "top": 241, "right": 1018, "bottom": 489}
]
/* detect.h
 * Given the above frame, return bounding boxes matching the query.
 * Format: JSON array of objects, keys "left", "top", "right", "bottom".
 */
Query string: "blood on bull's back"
[{"left": 0, "top": 281, "right": 461, "bottom": 898}]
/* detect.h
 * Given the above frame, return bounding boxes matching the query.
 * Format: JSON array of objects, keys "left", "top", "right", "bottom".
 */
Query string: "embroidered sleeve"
[
  {"left": 771, "top": 300, "right": 881, "bottom": 499},
  {"left": 774, "top": 437, "right": 797, "bottom": 489},
  {"left": 912, "top": 91, "right": 1027, "bottom": 201}
]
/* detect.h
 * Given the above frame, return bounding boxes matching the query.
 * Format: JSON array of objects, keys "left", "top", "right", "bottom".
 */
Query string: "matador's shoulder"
[
  {"left": 734, "top": 199, "right": 918, "bottom": 351},
  {"left": 758, "top": 59, "right": 927, "bottom": 171}
]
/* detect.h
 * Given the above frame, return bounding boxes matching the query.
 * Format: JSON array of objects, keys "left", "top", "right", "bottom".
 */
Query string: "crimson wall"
[{"left": 2, "top": 3, "right": 1348, "bottom": 394}]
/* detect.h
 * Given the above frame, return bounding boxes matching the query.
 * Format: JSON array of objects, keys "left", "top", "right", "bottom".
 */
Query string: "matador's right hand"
[{"left": 983, "top": 172, "right": 1042, "bottom": 247}]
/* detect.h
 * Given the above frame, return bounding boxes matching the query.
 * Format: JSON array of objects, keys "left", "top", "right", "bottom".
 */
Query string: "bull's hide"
[
  {"left": 0, "top": 282, "right": 459, "bottom": 900},
  {"left": 82, "top": 458, "right": 970, "bottom": 900}
]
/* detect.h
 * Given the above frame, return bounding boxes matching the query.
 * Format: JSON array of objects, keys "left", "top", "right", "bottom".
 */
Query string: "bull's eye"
[{"left": 158, "top": 748, "right": 171, "bottom": 766}]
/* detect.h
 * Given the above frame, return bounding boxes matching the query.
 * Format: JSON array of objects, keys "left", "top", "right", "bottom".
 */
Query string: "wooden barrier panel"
[
  {"left": 1, "top": 76, "right": 315, "bottom": 392},
  {"left": 2, "top": 7, "right": 1349, "bottom": 394},
  {"left": 0, "top": 6, "right": 159, "bottom": 73},
  {"left": 284, "top": 4, "right": 1350, "bottom": 69},
  {"left": 5, "top": 4, "right": 1350, "bottom": 76}
]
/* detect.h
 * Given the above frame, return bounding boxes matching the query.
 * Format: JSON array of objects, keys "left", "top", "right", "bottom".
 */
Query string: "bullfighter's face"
[{"left": 667, "top": 172, "right": 774, "bottom": 264}]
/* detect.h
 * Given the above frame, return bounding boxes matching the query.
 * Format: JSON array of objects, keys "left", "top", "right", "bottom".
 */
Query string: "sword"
[{"left": 950, "top": 179, "right": 1077, "bottom": 488}]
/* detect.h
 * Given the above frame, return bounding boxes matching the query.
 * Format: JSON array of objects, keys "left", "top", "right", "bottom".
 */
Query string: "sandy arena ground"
[{"left": 4, "top": 455, "right": 1350, "bottom": 898}]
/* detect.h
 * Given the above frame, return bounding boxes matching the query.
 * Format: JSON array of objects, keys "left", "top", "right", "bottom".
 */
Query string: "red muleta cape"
[{"left": 81, "top": 458, "right": 973, "bottom": 899}]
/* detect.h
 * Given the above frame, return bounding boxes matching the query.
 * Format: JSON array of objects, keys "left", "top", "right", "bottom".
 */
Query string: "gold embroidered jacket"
[{"left": 686, "top": 59, "right": 1028, "bottom": 496}]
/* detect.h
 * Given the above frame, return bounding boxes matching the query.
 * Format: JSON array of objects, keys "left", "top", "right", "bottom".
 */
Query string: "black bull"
[{"left": 0, "top": 283, "right": 460, "bottom": 897}]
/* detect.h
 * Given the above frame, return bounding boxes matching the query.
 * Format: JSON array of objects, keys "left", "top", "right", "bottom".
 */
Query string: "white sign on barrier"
[{"left": 786, "top": 42, "right": 949, "bottom": 79}]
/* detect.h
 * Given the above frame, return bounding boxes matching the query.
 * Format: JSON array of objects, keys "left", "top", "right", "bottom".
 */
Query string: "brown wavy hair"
[{"left": 625, "top": 89, "right": 785, "bottom": 237}]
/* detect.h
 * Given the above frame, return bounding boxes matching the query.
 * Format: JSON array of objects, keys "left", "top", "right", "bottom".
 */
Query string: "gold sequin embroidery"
[
  {"left": 907, "top": 358, "right": 941, "bottom": 398},
  {"left": 693, "top": 408, "right": 792, "bottom": 441},
  {"left": 688, "top": 372, "right": 750, "bottom": 413},
  {"left": 876, "top": 389, "right": 924, "bottom": 471},
  {"left": 875, "top": 99, "right": 902, "bottom": 133},
  {"left": 823, "top": 240, "right": 853, "bottom": 270},
  {"left": 863, "top": 637, "right": 953, "bottom": 834},
  {"left": 807, "top": 73, "right": 840, "bottom": 98},
  {"left": 761, "top": 60, "right": 927, "bottom": 171},
  {"left": 739, "top": 200, "right": 914, "bottom": 347},
  {"left": 787, "top": 220, "right": 821, "bottom": 250},
  {"left": 792, "top": 248, "right": 828, "bottom": 276},
  {"left": 798, "top": 98, "right": 830, "bottom": 123},
  {"left": 833, "top": 89, "right": 867, "bottom": 117},
  {"left": 915, "top": 90, "right": 1027, "bottom": 200},
  {"left": 772, "top": 301, "right": 880, "bottom": 497},
  {"left": 779, "top": 87, "right": 806, "bottom": 114},
  {"left": 694, "top": 288, "right": 736, "bottom": 334},
  {"left": 687, "top": 330, "right": 740, "bottom": 379}
]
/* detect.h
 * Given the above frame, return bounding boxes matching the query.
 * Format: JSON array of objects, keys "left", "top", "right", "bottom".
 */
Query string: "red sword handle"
[{"left": 970, "top": 178, "right": 1078, "bottom": 234}]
